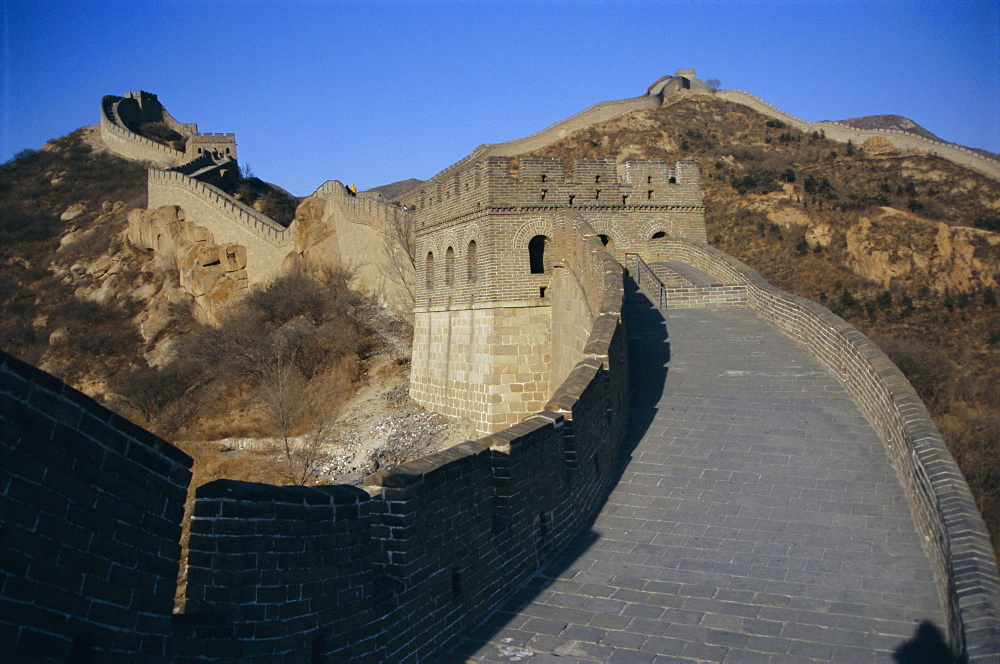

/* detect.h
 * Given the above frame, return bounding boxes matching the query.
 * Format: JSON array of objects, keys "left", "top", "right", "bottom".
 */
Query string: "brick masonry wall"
[
  {"left": 177, "top": 247, "right": 628, "bottom": 659},
  {"left": 177, "top": 480, "right": 374, "bottom": 661},
  {"left": 147, "top": 169, "right": 293, "bottom": 286},
  {"left": 652, "top": 239, "right": 1000, "bottom": 660},
  {"left": 0, "top": 352, "right": 193, "bottom": 662},
  {"left": 411, "top": 303, "right": 553, "bottom": 433},
  {"left": 411, "top": 158, "right": 702, "bottom": 432},
  {"left": 716, "top": 89, "right": 1000, "bottom": 181},
  {"left": 101, "top": 96, "right": 187, "bottom": 168}
]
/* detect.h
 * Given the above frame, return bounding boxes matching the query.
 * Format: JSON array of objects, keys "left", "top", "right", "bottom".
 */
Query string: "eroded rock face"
[
  {"left": 289, "top": 196, "right": 340, "bottom": 269},
  {"left": 127, "top": 205, "right": 249, "bottom": 323},
  {"left": 844, "top": 209, "right": 998, "bottom": 293}
]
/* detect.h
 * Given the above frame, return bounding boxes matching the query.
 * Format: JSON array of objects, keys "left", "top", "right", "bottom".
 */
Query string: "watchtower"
[{"left": 409, "top": 156, "right": 705, "bottom": 432}]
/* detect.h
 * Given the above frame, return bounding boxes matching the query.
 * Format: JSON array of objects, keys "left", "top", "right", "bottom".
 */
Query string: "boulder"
[
  {"left": 220, "top": 244, "right": 247, "bottom": 272},
  {"left": 196, "top": 271, "right": 249, "bottom": 324},
  {"left": 60, "top": 203, "right": 85, "bottom": 221}
]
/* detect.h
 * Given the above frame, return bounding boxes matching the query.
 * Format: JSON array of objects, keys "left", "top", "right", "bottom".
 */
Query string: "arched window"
[
  {"left": 467, "top": 240, "right": 477, "bottom": 283},
  {"left": 425, "top": 251, "right": 434, "bottom": 290},
  {"left": 445, "top": 247, "right": 454, "bottom": 286},
  {"left": 528, "top": 235, "right": 549, "bottom": 274},
  {"left": 651, "top": 231, "right": 666, "bottom": 239},
  {"left": 598, "top": 233, "right": 615, "bottom": 256}
]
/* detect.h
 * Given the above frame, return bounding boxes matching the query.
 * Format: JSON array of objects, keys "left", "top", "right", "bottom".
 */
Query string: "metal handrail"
[{"left": 624, "top": 252, "right": 666, "bottom": 309}]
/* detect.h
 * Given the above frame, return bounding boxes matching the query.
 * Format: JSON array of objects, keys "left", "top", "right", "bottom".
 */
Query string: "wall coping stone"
[{"left": 364, "top": 440, "right": 490, "bottom": 488}]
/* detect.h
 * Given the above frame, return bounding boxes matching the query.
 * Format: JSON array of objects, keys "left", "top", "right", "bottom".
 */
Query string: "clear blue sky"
[{"left": 2, "top": 0, "right": 997, "bottom": 196}]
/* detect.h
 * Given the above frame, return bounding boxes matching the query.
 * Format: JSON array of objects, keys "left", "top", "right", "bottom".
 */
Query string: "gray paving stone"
[
  {"left": 450, "top": 288, "right": 946, "bottom": 662},
  {"left": 600, "top": 630, "right": 648, "bottom": 650}
]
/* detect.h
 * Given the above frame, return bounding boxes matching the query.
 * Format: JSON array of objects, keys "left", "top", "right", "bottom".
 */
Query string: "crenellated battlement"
[
  {"left": 101, "top": 91, "right": 238, "bottom": 166},
  {"left": 412, "top": 156, "right": 703, "bottom": 232}
]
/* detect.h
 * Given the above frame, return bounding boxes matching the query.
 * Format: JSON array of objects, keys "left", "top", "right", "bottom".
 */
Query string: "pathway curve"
[{"left": 452, "top": 282, "right": 946, "bottom": 662}]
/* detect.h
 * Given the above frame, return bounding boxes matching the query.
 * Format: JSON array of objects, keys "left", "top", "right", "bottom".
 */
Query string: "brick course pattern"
[
  {"left": 0, "top": 353, "right": 193, "bottom": 661},
  {"left": 410, "top": 155, "right": 704, "bottom": 433},
  {"left": 646, "top": 238, "right": 1000, "bottom": 660}
]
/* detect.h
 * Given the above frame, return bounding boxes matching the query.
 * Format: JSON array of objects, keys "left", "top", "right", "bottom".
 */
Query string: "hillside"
[
  {"left": 835, "top": 114, "right": 1000, "bottom": 161},
  {"left": 0, "top": 129, "right": 466, "bottom": 491},
  {"left": 362, "top": 177, "right": 424, "bottom": 201},
  {"left": 527, "top": 94, "right": 1000, "bottom": 554},
  {"left": 834, "top": 113, "right": 943, "bottom": 143}
]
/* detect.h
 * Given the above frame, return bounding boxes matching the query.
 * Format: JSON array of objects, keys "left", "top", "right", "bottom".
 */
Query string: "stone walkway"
[{"left": 451, "top": 284, "right": 946, "bottom": 662}]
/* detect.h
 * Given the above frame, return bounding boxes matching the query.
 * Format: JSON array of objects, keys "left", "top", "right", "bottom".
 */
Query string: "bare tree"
[
  {"left": 380, "top": 209, "right": 417, "bottom": 313},
  {"left": 706, "top": 78, "right": 721, "bottom": 92}
]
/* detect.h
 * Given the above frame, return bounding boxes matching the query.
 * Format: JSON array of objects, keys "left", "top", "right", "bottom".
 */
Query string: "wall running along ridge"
[
  {"left": 147, "top": 169, "right": 293, "bottom": 286},
  {"left": 100, "top": 96, "right": 187, "bottom": 168},
  {"left": 312, "top": 180, "right": 418, "bottom": 311},
  {"left": 0, "top": 206, "right": 628, "bottom": 661},
  {"left": 716, "top": 90, "right": 1000, "bottom": 181},
  {"left": 643, "top": 238, "right": 1000, "bottom": 661},
  {"left": 100, "top": 92, "right": 238, "bottom": 167}
]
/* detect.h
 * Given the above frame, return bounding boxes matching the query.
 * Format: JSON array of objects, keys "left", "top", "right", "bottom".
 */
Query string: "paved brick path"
[{"left": 452, "top": 285, "right": 946, "bottom": 662}]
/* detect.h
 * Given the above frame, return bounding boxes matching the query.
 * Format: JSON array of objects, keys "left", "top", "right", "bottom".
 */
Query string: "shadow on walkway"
[{"left": 448, "top": 277, "right": 669, "bottom": 661}]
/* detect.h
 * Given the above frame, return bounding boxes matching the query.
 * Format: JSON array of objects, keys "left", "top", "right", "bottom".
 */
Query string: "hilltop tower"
[{"left": 409, "top": 156, "right": 705, "bottom": 432}]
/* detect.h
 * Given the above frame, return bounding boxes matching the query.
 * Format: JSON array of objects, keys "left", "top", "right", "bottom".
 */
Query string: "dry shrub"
[
  {"left": 876, "top": 337, "right": 956, "bottom": 414},
  {"left": 114, "top": 265, "right": 373, "bottom": 442}
]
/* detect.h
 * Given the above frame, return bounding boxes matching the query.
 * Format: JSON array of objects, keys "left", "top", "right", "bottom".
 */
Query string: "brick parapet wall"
[
  {"left": 0, "top": 351, "right": 193, "bottom": 662},
  {"left": 101, "top": 93, "right": 240, "bottom": 168},
  {"left": 317, "top": 179, "right": 414, "bottom": 231},
  {"left": 413, "top": 156, "right": 703, "bottom": 232},
  {"left": 716, "top": 89, "right": 1000, "bottom": 181},
  {"left": 653, "top": 239, "right": 1000, "bottom": 660},
  {"left": 661, "top": 284, "right": 748, "bottom": 308},
  {"left": 100, "top": 96, "right": 187, "bottom": 168},
  {"left": 0, "top": 309, "right": 630, "bottom": 662},
  {"left": 179, "top": 294, "right": 627, "bottom": 660},
  {"left": 148, "top": 169, "right": 293, "bottom": 287},
  {"left": 180, "top": 480, "right": 373, "bottom": 660}
]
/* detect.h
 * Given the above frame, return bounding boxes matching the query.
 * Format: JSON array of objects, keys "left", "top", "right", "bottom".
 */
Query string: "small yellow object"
[{"left": 348, "top": 183, "right": 358, "bottom": 194}]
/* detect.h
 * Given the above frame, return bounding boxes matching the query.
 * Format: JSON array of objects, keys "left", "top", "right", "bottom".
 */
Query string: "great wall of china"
[{"left": 2, "top": 71, "right": 998, "bottom": 661}]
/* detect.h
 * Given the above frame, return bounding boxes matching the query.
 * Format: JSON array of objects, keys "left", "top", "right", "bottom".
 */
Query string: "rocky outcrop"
[
  {"left": 127, "top": 205, "right": 249, "bottom": 324},
  {"left": 844, "top": 209, "right": 999, "bottom": 293},
  {"left": 283, "top": 196, "right": 342, "bottom": 272}
]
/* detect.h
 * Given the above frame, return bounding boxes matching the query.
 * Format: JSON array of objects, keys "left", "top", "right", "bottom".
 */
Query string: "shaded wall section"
[{"left": 0, "top": 352, "right": 192, "bottom": 661}]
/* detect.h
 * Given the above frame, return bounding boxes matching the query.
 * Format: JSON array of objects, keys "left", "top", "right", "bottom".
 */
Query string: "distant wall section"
[
  {"left": 311, "top": 181, "right": 417, "bottom": 312},
  {"left": 100, "top": 91, "right": 238, "bottom": 168},
  {"left": 716, "top": 89, "right": 1000, "bottom": 180},
  {"left": 147, "top": 169, "right": 293, "bottom": 287}
]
